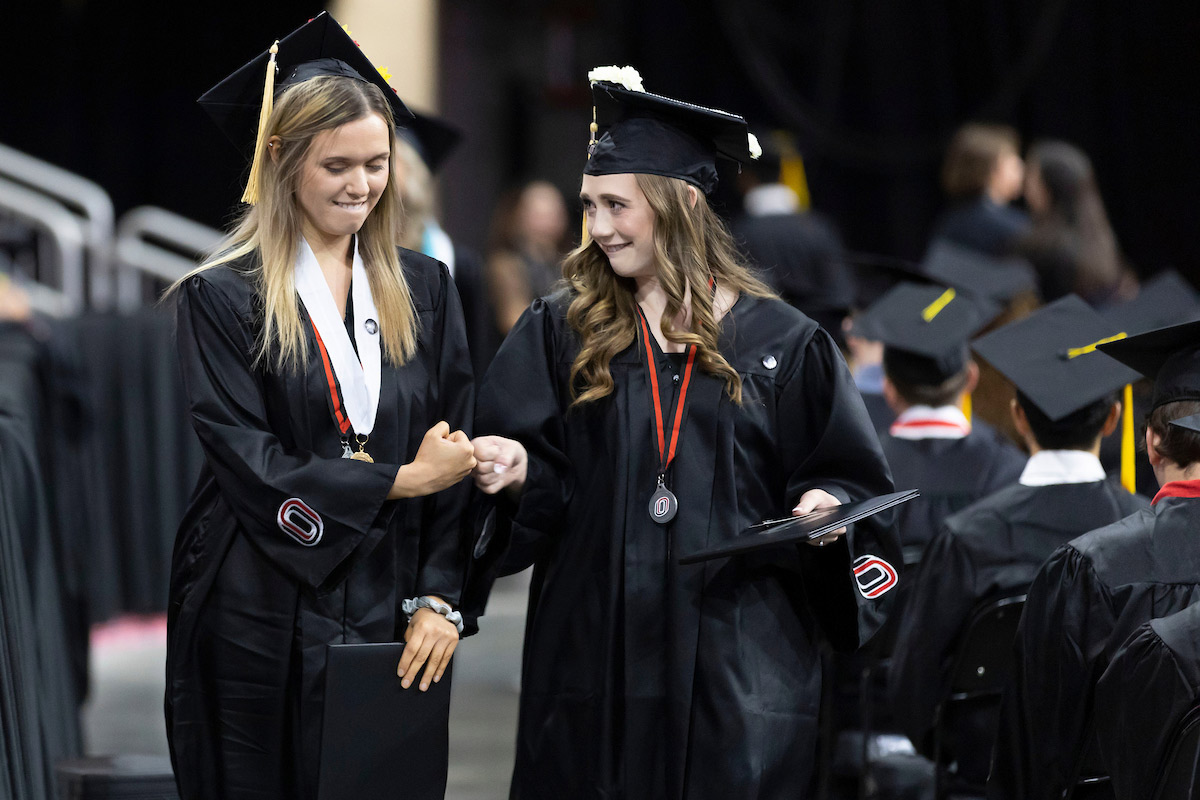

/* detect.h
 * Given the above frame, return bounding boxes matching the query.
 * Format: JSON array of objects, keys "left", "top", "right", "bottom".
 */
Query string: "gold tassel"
[
  {"left": 1121, "top": 383, "right": 1136, "bottom": 493},
  {"left": 961, "top": 391, "right": 972, "bottom": 423},
  {"left": 241, "top": 40, "right": 280, "bottom": 205},
  {"left": 582, "top": 112, "right": 598, "bottom": 244}
]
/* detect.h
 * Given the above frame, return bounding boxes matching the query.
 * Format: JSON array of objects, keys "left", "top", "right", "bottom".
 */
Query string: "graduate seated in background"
[
  {"left": 1094, "top": 595, "right": 1200, "bottom": 800},
  {"left": 989, "top": 319, "right": 1200, "bottom": 800},
  {"left": 467, "top": 66, "right": 901, "bottom": 799},
  {"left": 731, "top": 132, "right": 854, "bottom": 341},
  {"left": 888, "top": 296, "right": 1148, "bottom": 788},
  {"left": 929, "top": 122, "right": 1029, "bottom": 258},
  {"left": 166, "top": 15, "right": 476, "bottom": 799},
  {"left": 855, "top": 281, "right": 1026, "bottom": 567}
]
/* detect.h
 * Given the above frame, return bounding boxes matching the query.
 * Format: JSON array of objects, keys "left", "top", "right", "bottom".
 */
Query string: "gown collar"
[
  {"left": 1018, "top": 450, "right": 1104, "bottom": 487},
  {"left": 1152, "top": 479, "right": 1200, "bottom": 505},
  {"left": 889, "top": 404, "right": 971, "bottom": 440},
  {"left": 294, "top": 236, "right": 382, "bottom": 435}
]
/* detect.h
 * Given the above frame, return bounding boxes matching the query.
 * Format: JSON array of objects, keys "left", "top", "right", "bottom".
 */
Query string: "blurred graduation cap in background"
[
  {"left": 846, "top": 240, "right": 1037, "bottom": 317},
  {"left": 971, "top": 294, "right": 1142, "bottom": 490},
  {"left": 198, "top": 11, "right": 413, "bottom": 203},
  {"left": 854, "top": 281, "right": 1000, "bottom": 387},
  {"left": 584, "top": 67, "right": 757, "bottom": 195},
  {"left": 920, "top": 239, "right": 1039, "bottom": 307},
  {"left": 1100, "top": 270, "right": 1200, "bottom": 336},
  {"left": 845, "top": 252, "right": 930, "bottom": 311},
  {"left": 397, "top": 111, "right": 462, "bottom": 174}
]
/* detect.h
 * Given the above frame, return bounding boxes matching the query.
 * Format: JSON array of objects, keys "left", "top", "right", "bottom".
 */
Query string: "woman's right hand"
[
  {"left": 389, "top": 422, "right": 478, "bottom": 499},
  {"left": 471, "top": 435, "right": 528, "bottom": 498}
]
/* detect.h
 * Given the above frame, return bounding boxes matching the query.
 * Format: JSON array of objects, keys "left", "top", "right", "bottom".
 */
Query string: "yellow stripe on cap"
[
  {"left": 1065, "top": 332, "right": 1127, "bottom": 359},
  {"left": 921, "top": 288, "right": 956, "bottom": 322},
  {"left": 1121, "top": 383, "right": 1135, "bottom": 493},
  {"left": 241, "top": 40, "right": 280, "bottom": 206}
]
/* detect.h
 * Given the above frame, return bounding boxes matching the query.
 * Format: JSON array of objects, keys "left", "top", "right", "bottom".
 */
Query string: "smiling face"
[
  {"left": 294, "top": 112, "right": 391, "bottom": 244},
  {"left": 580, "top": 172, "right": 658, "bottom": 282}
]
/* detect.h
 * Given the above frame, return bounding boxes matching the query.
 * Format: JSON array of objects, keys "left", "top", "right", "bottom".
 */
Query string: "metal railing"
[
  {"left": 0, "top": 141, "right": 115, "bottom": 308},
  {"left": 114, "top": 206, "right": 224, "bottom": 312},
  {"left": 0, "top": 177, "right": 86, "bottom": 315}
]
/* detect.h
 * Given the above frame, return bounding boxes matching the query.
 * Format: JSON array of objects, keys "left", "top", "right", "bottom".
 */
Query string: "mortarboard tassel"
[
  {"left": 961, "top": 391, "right": 972, "bottom": 423},
  {"left": 241, "top": 40, "right": 280, "bottom": 205},
  {"left": 582, "top": 112, "right": 598, "bottom": 244},
  {"left": 1121, "top": 383, "right": 1135, "bottom": 493}
]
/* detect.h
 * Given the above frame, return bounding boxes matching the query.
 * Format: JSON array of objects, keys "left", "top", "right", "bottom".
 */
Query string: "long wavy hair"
[
  {"left": 171, "top": 75, "right": 418, "bottom": 373},
  {"left": 564, "top": 173, "right": 773, "bottom": 406}
]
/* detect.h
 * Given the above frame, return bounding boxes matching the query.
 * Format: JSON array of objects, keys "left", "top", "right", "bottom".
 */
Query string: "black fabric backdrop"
[{"left": 1, "top": 1, "right": 1194, "bottom": 279}]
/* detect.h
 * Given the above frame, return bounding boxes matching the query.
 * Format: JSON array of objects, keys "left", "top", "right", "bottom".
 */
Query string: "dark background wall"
[{"left": 4, "top": 0, "right": 1197, "bottom": 279}]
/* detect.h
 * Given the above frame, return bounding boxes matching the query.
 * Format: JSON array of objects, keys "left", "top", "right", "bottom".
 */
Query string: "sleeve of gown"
[
  {"left": 778, "top": 327, "right": 902, "bottom": 652},
  {"left": 414, "top": 267, "right": 476, "bottom": 605},
  {"left": 987, "top": 545, "right": 1115, "bottom": 800},
  {"left": 175, "top": 274, "right": 398, "bottom": 590},
  {"left": 887, "top": 520, "right": 980, "bottom": 754},
  {"left": 473, "top": 298, "right": 573, "bottom": 574},
  {"left": 1094, "top": 623, "right": 1190, "bottom": 800}
]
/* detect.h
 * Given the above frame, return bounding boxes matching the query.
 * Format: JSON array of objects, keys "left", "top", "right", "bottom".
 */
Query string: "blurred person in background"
[
  {"left": 732, "top": 133, "right": 854, "bottom": 341},
  {"left": 485, "top": 179, "right": 571, "bottom": 337},
  {"left": 394, "top": 112, "right": 496, "bottom": 374},
  {"left": 930, "top": 122, "right": 1029, "bottom": 257},
  {"left": 1019, "top": 139, "right": 1138, "bottom": 306},
  {"left": 166, "top": 16, "right": 475, "bottom": 798}
]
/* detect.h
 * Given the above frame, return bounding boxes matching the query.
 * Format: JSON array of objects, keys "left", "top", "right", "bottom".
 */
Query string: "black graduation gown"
[
  {"left": 165, "top": 250, "right": 474, "bottom": 800},
  {"left": 881, "top": 420, "right": 1026, "bottom": 565},
  {"left": 988, "top": 497, "right": 1200, "bottom": 800},
  {"left": 732, "top": 211, "right": 854, "bottom": 340},
  {"left": 888, "top": 480, "right": 1148, "bottom": 778},
  {"left": 475, "top": 292, "right": 902, "bottom": 799},
  {"left": 1094, "top": 602, "right": 1200, "bottom": 800},
  {"left": 450, "top": 242, "right": 499, "bottom": 378}
]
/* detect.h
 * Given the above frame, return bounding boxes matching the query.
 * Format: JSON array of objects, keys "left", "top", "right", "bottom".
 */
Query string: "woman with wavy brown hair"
[
  {"left": 167, "top": 15, "right": 476, "bottom": 799},
  {"left": 468, "top": 68, "right": 900, "bottom": 799}
]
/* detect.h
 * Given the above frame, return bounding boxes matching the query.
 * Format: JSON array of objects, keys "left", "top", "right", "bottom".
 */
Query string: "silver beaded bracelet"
[{"left": 402, "top": 595, "right": 464, "bottom": 635}]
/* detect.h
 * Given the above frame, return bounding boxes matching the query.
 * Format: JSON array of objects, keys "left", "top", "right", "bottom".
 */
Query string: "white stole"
[{"left": 294, "top": 237, "right": 381, "bottom": 436}]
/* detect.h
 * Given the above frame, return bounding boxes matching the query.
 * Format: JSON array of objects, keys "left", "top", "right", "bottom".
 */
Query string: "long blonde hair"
[
  {"left": 565, "top": 173, "right": 773, "bottom": 406},
  {"left": 173, "top": 75, "right": 418, "bottom": 372}
]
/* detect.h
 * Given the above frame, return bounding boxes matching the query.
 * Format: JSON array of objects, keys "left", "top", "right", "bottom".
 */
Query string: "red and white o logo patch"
[
  {"left": 277, "top": 498, "right": 323, "bottom": 546},
  {"left": 853, "top": 554, "right": 898, "bottom": 598},
  {"left": 654, "top": 495, "right": 671, "bottom": 517}
]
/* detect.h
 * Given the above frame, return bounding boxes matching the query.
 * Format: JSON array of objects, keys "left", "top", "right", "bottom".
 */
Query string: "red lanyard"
[{"left": 635, "top": 307, "right": 697, "bottom": 475}]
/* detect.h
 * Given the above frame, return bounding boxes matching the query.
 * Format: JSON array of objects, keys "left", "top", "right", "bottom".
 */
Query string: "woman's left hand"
[
  {"left": 397, "top": 604, "right": 460, "bottom": 691},
  {"left": 793, "top": 488, "right": 846, "bottom": 547}
]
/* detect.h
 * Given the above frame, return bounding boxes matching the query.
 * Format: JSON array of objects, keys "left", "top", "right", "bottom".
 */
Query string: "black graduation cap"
[
  {"left": 920, "top": 239, "right": 1038, "bottom": 306},
  {"left": 1170, "top": 414, "right": 1200, "bottom": 434},
  {"left": 855, "top": 281, "right": 1000, "bottom": 384},
  {"left": 970, "top": 295, "right": 1141, "bottom": 421},
  {"left": 584, "top": 71, "right": 755, "bottom": 194},
  {"left": 397, "top": 110, "right": 463, "bottom": 173},
  {"left": 1096, "top": 318, "right": 1200, "bottom": 410},
  {"left": 1101, "top": 270, "right": 1200, "bottom": 336},
  {"left": 198, "top": 11, "right": 413, "bottom": 199},
  {"left": 845, "top": 251, "right": 932, "bottom": 311}
]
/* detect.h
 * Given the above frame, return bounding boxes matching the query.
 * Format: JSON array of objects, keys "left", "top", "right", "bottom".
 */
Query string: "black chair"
[
  {"left": 1151, "top": 704, "right": 1200, "bottom": 800},
  {"left": 931, "top": 594, "right": 1026, "bottom": 800}
]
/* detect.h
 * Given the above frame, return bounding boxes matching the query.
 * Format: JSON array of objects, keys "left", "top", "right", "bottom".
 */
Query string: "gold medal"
[{"left": 349, "top": 433, "right": 373, "bottom": 463}]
